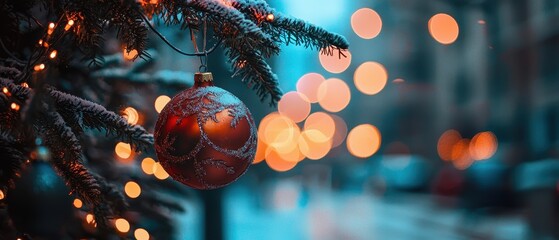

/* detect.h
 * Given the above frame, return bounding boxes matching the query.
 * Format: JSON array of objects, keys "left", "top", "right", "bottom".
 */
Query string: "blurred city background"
[{"left": 116, "top": 0, "right": 559, "bottom": 239}]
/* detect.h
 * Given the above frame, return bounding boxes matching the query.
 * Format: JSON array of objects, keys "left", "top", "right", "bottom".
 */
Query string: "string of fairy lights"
[{"left": 0, "top": 14, "right": 161, "bottom": 240}]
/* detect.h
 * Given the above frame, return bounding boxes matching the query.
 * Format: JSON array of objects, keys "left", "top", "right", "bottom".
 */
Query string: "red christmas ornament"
[{"left": 154, "top": 72, "right": 257, "bottom": 189}]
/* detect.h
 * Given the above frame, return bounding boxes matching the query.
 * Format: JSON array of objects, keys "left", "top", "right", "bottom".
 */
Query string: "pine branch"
[
  {"left": 38, "top": 105, "right": 84, "bottom": 162},
  {"left": 232, "top": 0, "right": 349, "bottom": 52},
  {"left": 191, "top": 0, "right": 279, "bottom": 56},
  {"left": 0, "top": 131, "right": 27, "bottom": 188},
  {"left": 36, "top": 109, "right": 102, "bottom": 206},
  {"left": 47, "top": 87, "right": 153, "bottom": 151},
  {"left": 94, "top": 174, "right": 128, "bottom": 214},
  {"left": 224, "top": 39, "right": 282, "bottom": 105}
]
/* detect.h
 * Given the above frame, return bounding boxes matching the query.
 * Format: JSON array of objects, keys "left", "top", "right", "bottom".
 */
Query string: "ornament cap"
[{"left": 194, "top": 72, "right": 214, "bottom": 86}]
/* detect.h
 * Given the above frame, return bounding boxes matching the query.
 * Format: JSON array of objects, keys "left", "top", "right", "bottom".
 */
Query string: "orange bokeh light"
[
  {"left": 134, "top": 228, "right": 150, "bottom": 240},
  {"left": 296, "top": 73, "right": 326, "bottom": 103},
  {"left": 123, "top": 107, "right": 139, "bottom": 125},
  {"left": 470, "top": 131, "right": 498, "bottom": 160},
  {"left": 115, "top": 218, "right": 130, "bottom": 233},
  {"left": 346, "top": 124, "right": 381, "bottom": 158},
  {"left": 351, "top": 8, "right": 382, "bottom": 39},
  {"left": 141, "top": 157, "right": 155, "bottom": 175},
  {"left": 317, "top": 78, "right": 351, "bottom": 112},
  {"left": 278, "top": 91, "right": 311, "bottom": 123},
  {"left": 260, "top": 113, "right": 299, "bottom": 151},
  {"left": 330, "top": 114, "right": 348, "bottom": 148},
  {"left": 155, "top": 95, "right": 171, "bottom": 113},
  {"left": 451, "top": 139, "right": 473, "bottom": 169},
  {"left": 115, "top": 142, "right": 132, "bottom": 161},
  {"left": 124, "top": 181, "right": 141, "bottom": 198},
  {"left": 354, "top": 62, "right": 388, "bottom": 95},
  {"left": 298, "top": 130, "right": 332, "bottom": 160},
  {"left": 319, "top": 50, "right": 352, "bottom": 74},
  {"left": 304, "top": 112, "right": 336, "bottom": 142},
  {"left": 428, "top": 13, "right": 459, "bottom": 45},
  {"left": 437, "top": 130, "right": 462, "bottom": 161},
  {"left": 153, "top": 162, "right": 170, "bottom": 180},
  {"left": 73, "top": 198, "right": 83, "bottom": 208},
  {"left": 265, "top": 148, "right": 298, "bottom": 172},
  {"left": 253, "top": 139, "right": 267, "bottom": 164},
  {"left": 123, "top": 48, "right": 138, "bottom": 60}
]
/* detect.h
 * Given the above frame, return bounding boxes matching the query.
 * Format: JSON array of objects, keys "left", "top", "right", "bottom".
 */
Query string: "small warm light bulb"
[
  {"left": 65, "top": 20, "right": 75, "bottom": 31},
  {"left": 21, "top": 82, "right": 29, "bottom": 88},
  {"left": 124, "top": 181, "right": 141, "bottom": 198},
  {"left": 86, "top": 213, "right": 95, "bottom": 224},
  {"left": 115, "top": 218, "right": 131, "bottom": 233},
  {"left": 2, "top": 87, "right": 8, "bottom": 94},
  {"left": 266, "top": 14, "right": 275, "bottom": 22},
  {"left": 10, "top": 103, "right": 20, "bottom": 111},
  {"left": 49, "top": 50, "right": 57, "bottom": 59},
  {"left": 38, "top": 39, "right": 43, "bottom": 45},
  {"left": 47, "top": 22, "right": 55, "bottom": 35},
  {"left": 123, "top": 48, "right": 138, "bottom": 60},
  {"left": 34, "top": 64, "right": 45, "bottom": 71},
  {"left": 0, "top": 189, "right": 4, "bottom": 200},
  {"left": 73, "top": 198, "right": 83, "bottom": 208}
]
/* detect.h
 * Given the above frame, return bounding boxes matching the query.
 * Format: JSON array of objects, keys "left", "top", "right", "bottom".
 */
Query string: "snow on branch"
[{"left": 47, "top": 87, "right": 154, "bottom": 151}]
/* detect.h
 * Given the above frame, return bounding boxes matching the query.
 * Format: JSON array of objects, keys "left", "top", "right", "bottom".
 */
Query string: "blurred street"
[{"left": 223, "top": 182, "right": 525, "bottom": 240}]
